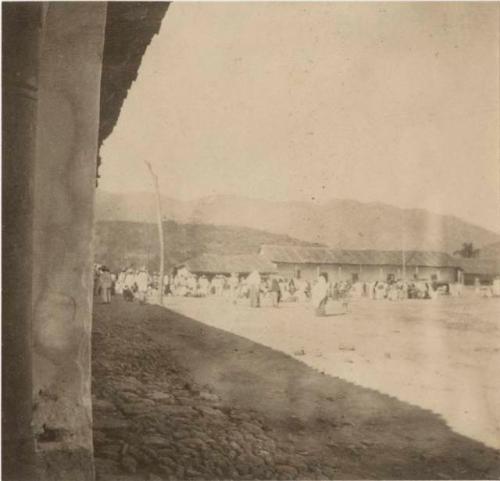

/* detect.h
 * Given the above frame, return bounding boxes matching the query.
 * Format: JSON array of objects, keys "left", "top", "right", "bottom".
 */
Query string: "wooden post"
[
  {"left": 402, "top": 249, "right": 407, "bottom": 280},
  {"left": 145, "top": 161, "right": 164, "bottom": 304}
]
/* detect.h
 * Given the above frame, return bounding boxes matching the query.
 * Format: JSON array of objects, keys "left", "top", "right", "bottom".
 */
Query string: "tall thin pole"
[
  {"left": 401, "top": 208, "right": 406, "bottom": 281},
  {"left": 145, "top": 161, "right": 164, "bottom": 304},
  {"left": 402, "top": 248, "right": 406, "bottom": 281}
]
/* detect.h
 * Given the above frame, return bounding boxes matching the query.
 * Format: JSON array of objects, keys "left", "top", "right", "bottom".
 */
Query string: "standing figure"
[
  {"left": 492, "top": 278, "right": 500, "bottom": 297},
  {"left": 164, "top": 274, "right": 173, "bottom": 296},
  {"left": 228, "top": 273, "right": 239, "bottom": 300},
  {"left": 136, "top": 267, "right": 149, "bottom": 304},
  {"left": 312, "top": 275, "right": 329, "bottom": 316},
  {"left": 201, "top": 275, "right": 210, "bottom": 297},
  {"left": 99, "top": 267, "right": 113, "bottom": 304},
  {"left": 93, "top": 266, "right": 101, "bottom": 297},
  {"left": 115, "top": 269, "right": 126, "bottom": 295},
  {"left": 247, "top": 270, "right": 261, "bottom": 308},
  {"left": 110, "top": 271, "right": 117, "bottom": 296},
  {"left": 474, "top": 277, "right": 481, "bottom": 296},
  {"left": 270, "top": 276, "right": 281, "bottom": 307},
  {"left": 122, "top": 269, "right": 136, "bottom": 301}
]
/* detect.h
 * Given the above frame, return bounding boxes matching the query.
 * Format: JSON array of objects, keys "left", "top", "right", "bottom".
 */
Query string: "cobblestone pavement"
[
  {"left": 93, "top": 306, "right": 338, "bottom": 481},
  {"left": 92, "top": 299, "right": 500, "bottom": 480}
]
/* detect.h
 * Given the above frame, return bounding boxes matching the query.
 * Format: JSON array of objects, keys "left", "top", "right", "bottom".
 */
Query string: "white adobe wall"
[{"left": 275, "top": 262, "right": 458, "bottom": 283}]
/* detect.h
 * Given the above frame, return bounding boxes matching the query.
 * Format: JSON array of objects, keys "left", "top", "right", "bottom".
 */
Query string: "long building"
[
  {"left": 177, "top": 246, "right": 500, "bottom": 285},
  {"left": 259, "top": 245, "right": 462, "bottom": 283}
]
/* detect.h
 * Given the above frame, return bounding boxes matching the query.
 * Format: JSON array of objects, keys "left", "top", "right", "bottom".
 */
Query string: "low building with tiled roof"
[
  {"left": 454, "top": 257, "right": 500, "bottom": 285},
  {"left": 259, "top": 245, "right": 462, "bottom": 283},
  {"left": 177, "top": 253, "right": 277, "bottom": 277},
  {"left": 178, "top": 246, "right": 500, "bottom": 284}
]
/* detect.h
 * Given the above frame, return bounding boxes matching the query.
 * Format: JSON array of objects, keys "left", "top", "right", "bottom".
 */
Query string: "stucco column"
[
  {"left": 2, "top": 4, "right": 44, "bottom": 480},
  {"left": 31, "top": 4, "right": 107, "bottom": 480}
]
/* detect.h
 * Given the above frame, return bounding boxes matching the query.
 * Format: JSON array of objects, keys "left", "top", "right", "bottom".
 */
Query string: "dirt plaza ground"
[
  {"left": 92, "top": 293, "right": 500, "bottom": 480},
  {"left": 164, "top": 292, "right": 500, "bottom": 451}
]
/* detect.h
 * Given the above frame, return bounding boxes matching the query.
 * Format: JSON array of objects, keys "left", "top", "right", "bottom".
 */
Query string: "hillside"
[
  {"left": 96, "top": 191, "right": 500, "bottom": 253},
  {"left": 94, "top": 220, "right": 321, "bottom": 271}
]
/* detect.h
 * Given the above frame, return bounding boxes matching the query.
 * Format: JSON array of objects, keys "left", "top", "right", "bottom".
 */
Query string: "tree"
[
  {"left": 144, "top": 161, "right": 164, "bottom": 304},
  {"left": 454, "top": 242, "right": 480, "bottom": 258}
]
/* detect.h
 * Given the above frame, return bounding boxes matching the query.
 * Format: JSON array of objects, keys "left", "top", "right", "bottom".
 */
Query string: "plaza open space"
[
  {"left": 92, "top": 293, "right": 500, "bottom": 480},
  {"left": 162, "top": 291, "right": 500, "bottom": 451}
]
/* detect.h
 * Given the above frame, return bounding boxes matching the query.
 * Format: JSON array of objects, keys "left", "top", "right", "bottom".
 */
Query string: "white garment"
[
  {"left": 124, "top": 273, "right": 135, "bottom": 288},
  {"left": 247, "top": 271, "right": 261, "bottom": 286},
  {"left": 312, "top": 278, "right": 328, "bottom": 308},
  {"left": 115, "top": 272, "right": 126, "bottom": 294},
  {"left": 136, "top": 271, "right": 149, "bottom": 292}
]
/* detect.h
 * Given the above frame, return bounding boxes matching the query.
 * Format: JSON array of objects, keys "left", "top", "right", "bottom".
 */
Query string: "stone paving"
[
  {"left": 92, "top": 310, "right": 337, "bottom": 481},
  {"left": 92, "top": 299, "right": 500, "bottom": 481}
]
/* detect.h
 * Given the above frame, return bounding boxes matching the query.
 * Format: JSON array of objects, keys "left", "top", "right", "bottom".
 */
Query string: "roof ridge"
[{"left": 262, "top": 244, "right": 451, "bottom": 255}]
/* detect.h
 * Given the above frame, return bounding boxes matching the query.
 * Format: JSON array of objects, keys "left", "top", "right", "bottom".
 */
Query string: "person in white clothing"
[
  {"left": 492, "top": 278, "right": 500, "bottom": 297},
  {"left": 115, "top": 269, "right": 126, "bottom": 295},
  {"left": 136, "top": 267, "right": 149, "bottom": 304},
  {"left": 312, "top": 275, "right": 329, "bottom": 316},
  {"left": 199, "top": 275, "right": 210, "bottom": 297},
  {"left": 247, "top": 271, "right": 261, "bottom": 307}
]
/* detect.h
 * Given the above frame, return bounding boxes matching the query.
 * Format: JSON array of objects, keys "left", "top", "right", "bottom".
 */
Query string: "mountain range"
[
  {"left": 94, "top": 220, "right": 320, "bottom": 271},
  {"left": 95, "top": 190, "right": 500, "bottom": 254}
]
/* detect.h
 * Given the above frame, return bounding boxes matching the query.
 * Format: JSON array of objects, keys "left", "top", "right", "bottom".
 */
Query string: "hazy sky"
[{"left": 99, "top": 2, "right": 500, "bottom": 232}]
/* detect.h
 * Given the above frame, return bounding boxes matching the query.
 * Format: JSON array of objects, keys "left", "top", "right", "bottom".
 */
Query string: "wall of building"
[
  {"left": 275, "top": 262, "right": 459, "bottom": 283},
  {"left": 464, "top": 273, "right": 497, "bottom": 286},
  {"left": 30, "top": 4, "right": 107, "bottom": 480},
  {"left": 2, "top": 4, "right": 44, "bottom": 480},
  {"left": 275, "top": 263, "right": 317, "bottom": 281},
  {"left": 3, "top": 3, "right": 170, "bottom": 480},
  {"left": 414, "top": 266, "right": 458, "bottom": 283}
]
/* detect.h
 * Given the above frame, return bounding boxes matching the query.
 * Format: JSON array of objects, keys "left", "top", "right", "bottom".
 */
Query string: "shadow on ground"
[{"left": 92, "top": 299, "right": 500, "bottom": 480}]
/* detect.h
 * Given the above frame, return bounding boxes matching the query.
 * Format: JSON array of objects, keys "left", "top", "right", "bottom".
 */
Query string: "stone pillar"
[
  {"left": 2, "top": 4, "right": 44, "bottom": 480},
  {"left": 31, "top": 4, "right": 107, "bottom": 480}
]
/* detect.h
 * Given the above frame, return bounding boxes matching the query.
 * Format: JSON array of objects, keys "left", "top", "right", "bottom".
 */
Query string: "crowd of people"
[
  {"left": 94, "top": 262, "right": 481, "bottom": 317},
  {"left": 93, "top": 265, "right": 314, "bottom": 307}
]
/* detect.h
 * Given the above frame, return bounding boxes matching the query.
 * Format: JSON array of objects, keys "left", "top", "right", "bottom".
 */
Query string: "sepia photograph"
[{"left": 2, "top": 1, "right": 500, "bottom": 480}]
